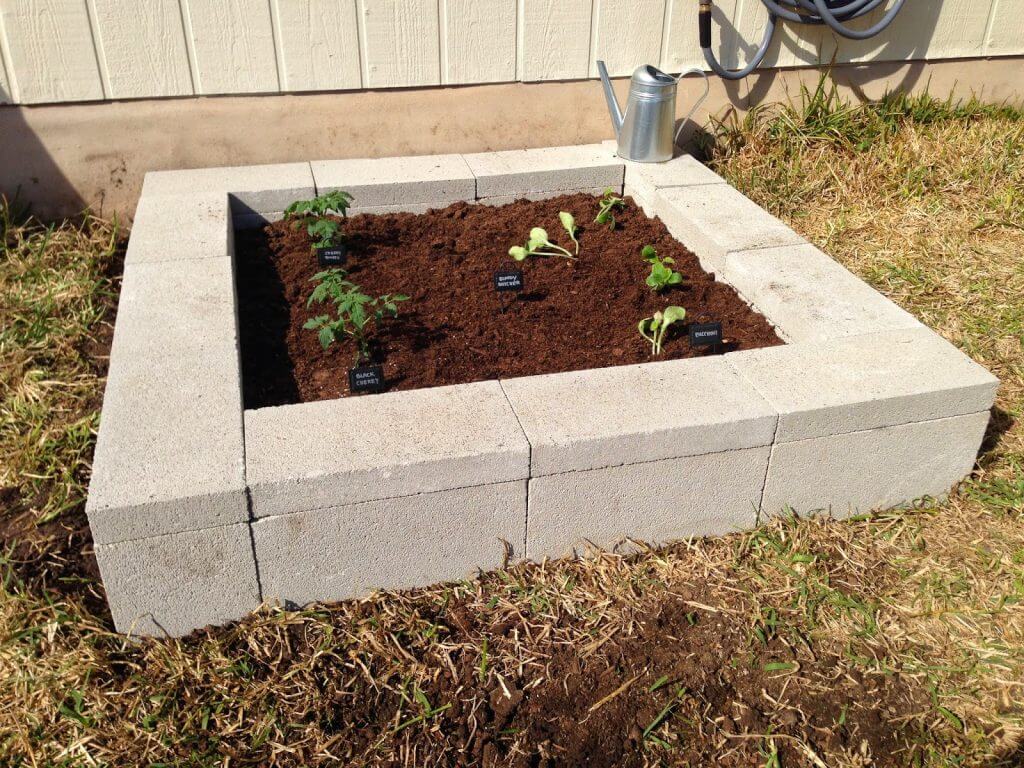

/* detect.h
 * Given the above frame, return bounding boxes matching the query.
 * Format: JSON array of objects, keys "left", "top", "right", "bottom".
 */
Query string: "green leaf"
[
  {"left": 667, "top": 272, "right": 683, "bottom": 285},
  {"left": 303, "top": 315, "right": 328, "bottom": 330},
  {"left": 509, "top": 246, "right": 528, "bottom": 261},
  {"left": 317, "top": 326, "right": 334, "bottom": 349},
  {"left": 662, "top": 305, "right": 686, "bottom": 327},
  {"left": 641, "top": 245, "right": 657, "bottom": 262},
  {"left": 559, "top": 211, "right": 576, "bottom": 233},
  {"left": 529, "top": 227, "right": 549, "bottom": 246},
  {"left": 763, "top": 662, "right": 797, "bottom": 673}
]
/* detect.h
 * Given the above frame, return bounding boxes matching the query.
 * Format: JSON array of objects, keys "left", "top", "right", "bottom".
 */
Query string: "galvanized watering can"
[{"left": 597, "top": 61, "right": 709, "bottom": 163}]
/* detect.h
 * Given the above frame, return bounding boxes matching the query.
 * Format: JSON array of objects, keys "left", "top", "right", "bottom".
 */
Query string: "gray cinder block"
[
  {"left": 141, "top": 162, "right": 315, "bottom": 216},
  {"left": 729, "top": 328, "right": 999, "bottom": 442},
  {"left": 245, "top": 381, "right": 530, "bottom": 518},
  {"left": 761, "top": 411, "right": 990, "bottom": 517},
  {"left": 126, "top": 192, "right": 231, "bottom": 264},
  {"left": 500, "top": 357, "right": 777, "bottom": 476},
  {"left": 253, "top": 481, "right": 527, "bottom": 607},
  {"left": 95, "top": 522, "right": 259, "bottom": 637},
  {"left": 526, "top": 447, "right": 770, "bottom": 559},
  {"left": 654, "top": 184, "right": 805, "bottom": 274},
  {"left": 311, "top": 153, "right": 476, "bottom": 207},
  {"left": 721, "top": 243, "right": 922, "bottom": 342},
  {"left": 86, "top": 258, "right": 247, "bottom": 544},
  {"left": 464, "top": 144, "right": 625, "bottom": 197}
]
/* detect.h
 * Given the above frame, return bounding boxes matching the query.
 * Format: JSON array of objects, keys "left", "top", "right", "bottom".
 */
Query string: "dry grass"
[{"left": 1, "top": 83, "right": 1023, "bottom": 767}]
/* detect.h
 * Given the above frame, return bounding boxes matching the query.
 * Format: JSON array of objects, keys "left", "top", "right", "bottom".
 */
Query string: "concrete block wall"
[{"left": 87, "top": 144, "right": 998, "bottom": 637}]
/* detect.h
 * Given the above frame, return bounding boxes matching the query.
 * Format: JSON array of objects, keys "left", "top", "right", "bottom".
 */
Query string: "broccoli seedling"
[
  {"left": 595, "top": 188, "right": 626, "bottom": 230},
  {"left": 638, "top": 305, "right": 686, "bottom": 356},
  {"left": 642, "top": 245, "right": 684, "bottom": 292},
  {"left": 304, "top": 268, "right": 408, "bottom": 364},
  {"left": 285, "top": 190, "right": 354, "bottom": 248},
  {"left": 559, "top": 211, "right": 580, "bottom": 255},
  {"left": 509, "top": 227, "right": 576, "bottom": 262}
]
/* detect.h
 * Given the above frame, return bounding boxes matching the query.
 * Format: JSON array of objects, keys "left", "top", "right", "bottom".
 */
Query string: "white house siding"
[{"left": 0, "top": 0, "right": 1020, "bottom": 105}]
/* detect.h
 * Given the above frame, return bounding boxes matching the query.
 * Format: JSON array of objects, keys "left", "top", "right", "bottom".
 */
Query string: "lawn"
[{"left": 1, "top": 83, "right": 1021, "bottom": 767}]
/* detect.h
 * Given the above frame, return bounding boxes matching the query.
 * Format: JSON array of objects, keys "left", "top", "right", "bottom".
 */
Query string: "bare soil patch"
[{"left": 235, "top": 194, "right": 782, "bottom": 407}]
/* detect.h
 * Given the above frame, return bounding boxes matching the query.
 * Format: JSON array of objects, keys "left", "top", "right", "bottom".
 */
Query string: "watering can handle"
[{"left": 671, "top": 67, "right": 710, "bottom": 145}]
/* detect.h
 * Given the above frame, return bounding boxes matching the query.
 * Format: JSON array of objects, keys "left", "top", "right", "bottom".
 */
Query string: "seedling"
[
  {"left": 595, "top": 187, "right": 626, "bottom": 230},
  {"left": 304, "top": 268, "right": 408, "bottom": 364},
  {"left": 285, "top": 190, "right": 354, "bottom": 248},
  {"left": 642, "top": 245, "right": 684, "bottom": 292},
  {"left": 638, "top": 305, "right": 686, "bottom": 356},
  {"left": 559, "top": 211, "right": 580, "bottom": 255},
  {"left": 509, "top": 227, "right": 576, "bottom": 261}
]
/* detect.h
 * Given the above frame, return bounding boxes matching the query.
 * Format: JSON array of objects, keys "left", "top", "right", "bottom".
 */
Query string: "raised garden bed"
[
  {"left": 86, "top": 145, "right": 998, "bottom": 637},
  {"left": 236, "top": 194, "right": 782, "bottom": 406}
]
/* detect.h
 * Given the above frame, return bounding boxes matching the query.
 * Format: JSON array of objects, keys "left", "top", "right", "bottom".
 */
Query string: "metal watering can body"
[{"left": 597, "top": 61, "right": 709, "bottom": 163}]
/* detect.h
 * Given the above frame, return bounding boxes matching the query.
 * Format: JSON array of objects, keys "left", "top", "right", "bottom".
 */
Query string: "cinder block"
[
  {"left": 654, "top": 185, "right": 805, "bottom": 274},
  {"left": 126, "top": 192, "right": 231, "bottom": 264},
  {"left": 729, "top": 328, "right": 998, "bottom": 442},
  {"left": 245, "top": 381, "right": 530, "bottom": 518},
  {"left": 721, "top": 243, "right": 922, "bottom": 342},
  {"left": 478, "top": 186, "right": 611, "bottom": 207},
  {"left": 500, "top": 358, "right": 777, "bottom": 476},
  {"left": 234, "top": 211, "right": 285, "bottom": 230},
  {"left": 311, "top": 153, "right": 476, "bottom": 207},
  {"left": 527, "top": 447, "right": 770, "bottom": 559},
  {"left": 141, "top": 162, "right": 315, "bottom": 216},
  {"left": 622, "top": 153, "right": 727, "bottom": 216},
  {"left": 253, "top": 481, "right": 526, "bottom": 607},
  {"left": 761, "top": 411, "right": 990, "bottom": 517},
  {"left": 465, "top": 144, "right": 625, "bottom": 197},
  {"left": 95, "top": 522, "right": 259, "bottom": 637},
  {"left": 86, "top": 258, "right": 247, "bottom": 544}
]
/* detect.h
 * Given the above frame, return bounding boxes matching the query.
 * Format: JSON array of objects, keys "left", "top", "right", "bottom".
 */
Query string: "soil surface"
[{"left": 235, "top": 194, "right": 783, "bottom": 407}]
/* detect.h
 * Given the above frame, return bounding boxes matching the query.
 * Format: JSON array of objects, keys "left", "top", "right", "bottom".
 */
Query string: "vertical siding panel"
[
  {"left": 829, "top": 0, "right": 991, "bottom": 64},
  {"left": 736, "top": 2, "right": 823, "bottom": 70},
  {"left": 986, "top": 0, "right": 1024, "bottom": 55},
  {"left": 444, "top": 0, "right": 516, "bottom": 84},
  {"left": 273, "top": 0, "right": 361, "bottom": 91},
  {"left": 0, "top": 0, "right": 103, "bottom": 103},
  {"left": 520, "top": 0, "right": 592, "bottom": 81},
  {"left": 0, "top": 27, "right": 11, "bottom": 102},
  {"left": 590, "top": 0, "right": 663, "bottom": 77},
  {"left": 359, "top": 0, "right": 440, "bottom": 87},
  {"left": 661, "top": 0, "right": 734, "bottom": 72},
  {"left": 183, "top": 0, "right": 279, "bottom": 94},
  {"left": 90, "top": 0, "right": 192, "bottom": 98}
]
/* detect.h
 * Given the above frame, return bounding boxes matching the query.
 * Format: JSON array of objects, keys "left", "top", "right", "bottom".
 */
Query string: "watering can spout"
[{"left": 596, "top": 60, "right": 623, "bottom": 137}]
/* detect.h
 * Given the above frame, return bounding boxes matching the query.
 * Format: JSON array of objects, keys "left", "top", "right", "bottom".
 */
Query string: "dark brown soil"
[{"left": 235, "top": 194, "right": 783, "bottom": 407}]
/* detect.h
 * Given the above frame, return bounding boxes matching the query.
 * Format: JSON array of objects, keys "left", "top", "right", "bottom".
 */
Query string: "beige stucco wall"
[
  {"left": 2, "top": 56, "right": 1021, "bottom": 221},
  {"left": 0, "top": 0, "right": 1023, "bottom": 105}
]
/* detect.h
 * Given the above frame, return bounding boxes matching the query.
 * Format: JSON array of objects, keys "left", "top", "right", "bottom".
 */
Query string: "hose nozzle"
[{"left": 699, "top": 0, "right": 712, "bottom": 49}]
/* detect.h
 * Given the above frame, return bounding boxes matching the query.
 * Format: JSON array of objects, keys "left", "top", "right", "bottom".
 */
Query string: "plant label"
[
  {"left": 689, "top": 322, "right": 724, "bottom": 347},
  {"left": 494, "top": 268, "right": 525, "bottom": 293},
  {"left": 348, "top": 364, "right": 384, "bottom": 394},
  {"left": 317, "top": 245, "right": 347, "bottom": 268}
]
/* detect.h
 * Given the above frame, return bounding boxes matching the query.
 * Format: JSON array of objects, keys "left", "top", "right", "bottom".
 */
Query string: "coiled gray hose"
[{"left": 698, "top": 0, "right": 907, "bottom": 80}]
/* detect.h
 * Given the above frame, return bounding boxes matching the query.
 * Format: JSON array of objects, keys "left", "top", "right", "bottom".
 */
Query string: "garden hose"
[{"left": 699, "top": 0, "right": 907, "bottom": 80}]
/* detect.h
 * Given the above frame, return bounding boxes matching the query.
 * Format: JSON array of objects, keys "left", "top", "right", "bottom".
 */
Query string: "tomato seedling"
[
  {"left": 304, "top": 268, "right": 408, "bottom": 364},
  {"left": 638, "top": 305, "right": 686, "bottom": 356},
  {"left": 509, "top": 227, "right": 577, "bottom": 261},
  {"left": 642, "top": 245, "right": 684, "bottom": 292},
  {"left": 595, "top": 188, "right": 626, "bottom": 230},
  {"left": 559, "top": 211, "right": 580, "bottom": 255},
  {"left": 285, "top": 190, "right": 354, "bottom": 248}
]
